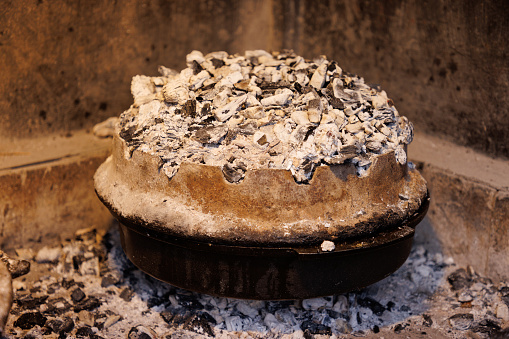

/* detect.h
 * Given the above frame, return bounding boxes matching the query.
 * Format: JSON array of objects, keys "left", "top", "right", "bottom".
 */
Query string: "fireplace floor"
[{"left": 2, "top": 222, "right": 508, "bottom": 339}]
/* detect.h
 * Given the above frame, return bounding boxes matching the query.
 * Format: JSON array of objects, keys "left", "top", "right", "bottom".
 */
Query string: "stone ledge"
[
  {"left": 409, "top": 132, "right": 509, "bottom": 282},
  {"left": 0, "top": 131, "right": 113, "bottom": 251}
]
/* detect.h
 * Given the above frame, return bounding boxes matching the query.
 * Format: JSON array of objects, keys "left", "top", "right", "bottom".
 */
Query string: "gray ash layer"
[
  {"left": 119, "top": 50, "right": 413, "bottom": 183},
  {"left": 3, "top": 225, "right": 509, "bottom": 338}
]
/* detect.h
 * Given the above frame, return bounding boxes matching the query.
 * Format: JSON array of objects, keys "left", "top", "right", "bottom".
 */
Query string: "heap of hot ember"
[{"left": 119, "top": 50, "right": 413, "bottom": 183}]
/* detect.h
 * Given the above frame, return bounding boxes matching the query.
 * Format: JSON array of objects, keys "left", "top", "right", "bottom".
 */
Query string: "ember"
[{"left": 2, "top": 225, "right": 508, "bottom": 338}]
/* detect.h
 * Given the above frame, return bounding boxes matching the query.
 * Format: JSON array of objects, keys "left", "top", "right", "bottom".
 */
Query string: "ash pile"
[
  {"left": 119, "top": 50, "right": 413, "bottom": 183},
  {"left": 2, "top": 225, "right": 508, "bottom": 338}
]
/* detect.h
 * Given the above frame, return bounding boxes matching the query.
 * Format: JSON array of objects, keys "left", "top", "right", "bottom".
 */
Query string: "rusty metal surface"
[{"left": 94, "top": 134, "right": 428, "bottom": 245}]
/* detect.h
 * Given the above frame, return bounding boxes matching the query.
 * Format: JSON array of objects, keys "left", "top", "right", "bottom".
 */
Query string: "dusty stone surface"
[
  {"left": 0, "top": 132, "right": 113, "bottom": 251},
  {"left": 408, "top": 133, "right": 509, "bottom": 282},
  {"left": 417, "top": 163, "right": 509, "bottom": 282},
  {"left": 408, "top": 132, "right": 509, "bottom": 191}
]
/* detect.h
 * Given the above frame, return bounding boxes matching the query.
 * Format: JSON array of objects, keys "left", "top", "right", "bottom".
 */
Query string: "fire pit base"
[{"left": 116, "top": 193, "right": 429, "bottom": 300}]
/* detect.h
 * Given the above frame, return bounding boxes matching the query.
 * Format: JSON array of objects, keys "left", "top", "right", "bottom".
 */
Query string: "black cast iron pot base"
[{"left": 115, "top": 193, "right": 429, "bottom": 300}]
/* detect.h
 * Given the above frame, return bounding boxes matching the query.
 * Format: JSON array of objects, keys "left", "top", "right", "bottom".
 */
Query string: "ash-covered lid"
[{"left": 119, "top": 50, "right": 413, "bottom": 183}]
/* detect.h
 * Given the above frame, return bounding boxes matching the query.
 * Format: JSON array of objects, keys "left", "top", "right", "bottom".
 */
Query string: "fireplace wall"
[{"left": 0, "top": 0, "right": 507, "bottom": 280}]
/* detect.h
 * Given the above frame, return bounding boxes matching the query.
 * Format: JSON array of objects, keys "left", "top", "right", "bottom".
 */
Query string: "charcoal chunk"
[
  {"left": 74, "top": 296, "right": 102, "bottom": 312},
  {"left": 45, "top": 317, "right": 75, "bottom": 335},
  {"left": 393, "top": 323, "right": 408, "bottom": 333},
  {"left": 128, "top": 325, "right": 157, "bottom": 339},
  {"left": 45, "top": 297, "right": 72, "bottom": 316},
  {"left": 161, "top": 309, "right": 190, "bottom": 326},
  {"left": 60, "top": 317, "right": 75, "bottom": 333},
  {"left": 73, "top": 255, "right": 86, "bottom": 270},
  {"left": 447, "top": 268, "right": 472, "bottom": 290},
  {"left": 71, "top": 288, "right": 86, "bottom": 303},
  {"left": 198, "top": 311, "right": 217, "bottom": 325},
  {"left": 301, "top": 320, "right": 332, "bottom": 335},
  {"left": 160, "top": 311, "right": 174, "bottom": 324},
  {"left": 47, "top": 282, "right": 60, "bottom": 294},
  {"left": 222, "top": 164, "right": 244, "bottom": 183},
  {"left": 193, "top": 125, "right": 228, "bottom": 144},
  {"left": 422, "top": 314, "right": 433, "bottom": 327},
  {"left": 211, "top": 58, "right": 225, "bottom": 69},
  {"left": 61, "top": 278, "right": 76, "bottom": 289},
  {"left": 119, "top": 125, "right": 138, "bottom": 143},
  {"left": 449, "top": 313, "right": 474, "bottom": 331},
  {"left": 266, "top": 300, "right": 294, "bottom": 313},
  {"left": 183, "top": 312, "right": 215, "bottom": 337},
  {"left": 181, "top": 99, "right": 197, "bottom": 118},
  {"left": 15, "top": 295, "right": 48, "bottom": 310},
  {"left": 200, "top": 103, "right": 212, "bottom": 117},
  {"left": 471, "top": 319, "right": 501, "bottom": 335},
  {"left": 175, "top": 294, "right": 203, "bottom": 309},
  {"left": 100, "top": 274, "right": 118, "bottom": 288},
  {"left": 119, "top": 287, "right": 134, "bottom": 302},
  {"left": 14, "top": 312, "right": 47, "bottom": 330},
  {"left": 45, "top": 319, "right": 63, "bottom": 333},
  {"left": 330, "top": 97, "right": 344, "bottom": 109},
  {"left": 293, "top": 82, "right": 303, "bottom": 93},
  {"left": 147, "top": 295, "right": 169, "bottom": 308},
  {"left": 191, "top": 60, "right": 203, "bottom": 75},
  {"left": 223, "top": 129, "right": 238, "bottom": 145},
  {"left": 358, "top": 297, "right": 385, "bottom": 316},
  {"left": 76, "top": 326, "right": 94, "bottom": 338}
]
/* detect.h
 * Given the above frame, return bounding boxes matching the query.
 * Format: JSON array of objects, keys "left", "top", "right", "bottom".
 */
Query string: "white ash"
[
  {"left": 34, "top": 246, "right": 62, "bottom": 264},
  {"left": 93, "top": 117, "right": 119, "bottom": 138},
  {"left": 320, "top": 240, "right": 335, "bottom": 252},
  {"left": 119, "top": 50, "right": 414, "bottom": 183},
  {"left": 4, "top": 224, "right": 509, "bottom": 338}
]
